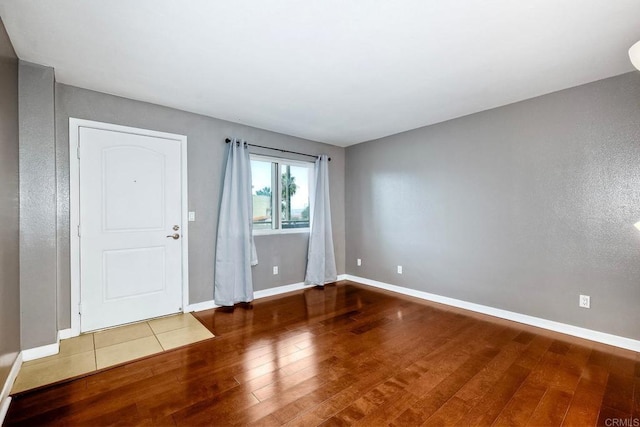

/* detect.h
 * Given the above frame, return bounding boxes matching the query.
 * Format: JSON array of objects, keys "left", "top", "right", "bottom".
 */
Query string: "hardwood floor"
[{"left": 5, "top": 281, "right": 640, "bottom": 426}]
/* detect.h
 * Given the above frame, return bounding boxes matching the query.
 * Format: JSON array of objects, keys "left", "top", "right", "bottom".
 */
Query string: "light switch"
[{"left": 188, "top": 211, "right": 196, "bottom": 222}]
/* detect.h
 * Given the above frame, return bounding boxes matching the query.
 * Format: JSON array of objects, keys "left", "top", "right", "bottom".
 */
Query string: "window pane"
[
  {"left": 251, "top": 159, "right": 273, "bottom": 229},
  {"left": 281, "top": 164, "right": 310, "bottom": 229}
]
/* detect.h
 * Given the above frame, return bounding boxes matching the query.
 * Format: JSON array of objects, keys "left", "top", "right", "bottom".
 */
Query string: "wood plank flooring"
[{"left": 5, "top": 281, "right": 640, "bottom": 426}]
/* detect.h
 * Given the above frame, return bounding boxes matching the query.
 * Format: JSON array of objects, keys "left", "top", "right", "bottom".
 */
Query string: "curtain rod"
[{"left": 225, "top": 138, "right": 331, "bottom": 161}]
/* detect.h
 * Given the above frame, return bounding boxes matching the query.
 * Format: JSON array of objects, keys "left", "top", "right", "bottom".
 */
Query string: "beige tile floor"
[{"left": 12, "top": 313, "right": 214, "bottom": 394}]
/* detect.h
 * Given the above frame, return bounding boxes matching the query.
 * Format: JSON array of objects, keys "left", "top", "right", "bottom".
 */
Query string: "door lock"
[
  {"left": 166, "top": 233, "right": 180, "bottom": 240},
  {"left": 173, "top": 225, "right": 180, "bottom": 231}
]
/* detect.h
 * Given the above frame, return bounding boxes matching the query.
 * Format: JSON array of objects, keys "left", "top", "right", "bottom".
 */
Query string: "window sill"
[{"left": 253, "top": 228, "right": 310, "bottom": 236}]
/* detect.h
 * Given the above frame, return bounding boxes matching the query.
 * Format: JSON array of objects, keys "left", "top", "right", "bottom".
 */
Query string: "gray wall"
[
  {"left": 54, "top": 84, "right": 346, "bottom": 330},
  {"left": 0, "top": 17, "right": 20, "bottom": 389},
  {"left": 19, "top": 62, "right": 57, "bottom": 349},
  {"left": 346, "top": 72, "right": 640, "bottom": 340}
]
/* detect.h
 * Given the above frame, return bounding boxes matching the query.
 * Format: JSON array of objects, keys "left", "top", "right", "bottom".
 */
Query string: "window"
[{"left": 251, "top": 155, "right": 314, "bottom": 233}]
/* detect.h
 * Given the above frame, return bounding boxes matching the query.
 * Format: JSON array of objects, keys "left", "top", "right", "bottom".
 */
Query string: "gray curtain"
[
  {"left": 305, "top": 155, "right": 337, "bottom": 285},
  {"left": 214, "top": 139, "right": 258, "bottom": 305}
]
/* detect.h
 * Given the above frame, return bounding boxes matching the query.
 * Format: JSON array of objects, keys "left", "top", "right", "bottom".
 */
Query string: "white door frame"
[{"left": 69, "top": 118, "right": 189, "bottom": 336}]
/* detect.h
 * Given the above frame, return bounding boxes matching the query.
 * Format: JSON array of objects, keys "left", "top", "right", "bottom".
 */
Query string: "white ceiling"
[{"left": 1, "top": 1, "right": 639, "bottom": 147}]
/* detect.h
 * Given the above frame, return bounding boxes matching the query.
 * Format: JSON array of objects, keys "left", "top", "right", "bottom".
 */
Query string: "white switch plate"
[
  {"left": 579, "top": 294, "right": 590, "bottom": 308},
  {"left": 357, "top": 258, "right": 362, "bottom": 266},
  {"left": 397, "top": 265, "right": 403, "bottom": 274},
  {"left": 273, "top": 266, "right": 278, "bottom": 275},
  {"left": 188, "top": 211, "right": 196, "bottom": 222}
]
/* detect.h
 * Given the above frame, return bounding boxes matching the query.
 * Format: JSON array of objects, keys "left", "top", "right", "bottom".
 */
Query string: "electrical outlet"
[
  {"left": 579, "top": 294, "right": 590, "bottom": 309},
  {"left": 357, "top": 258, "right": 362, "bottom": 266},
  {"left": 273, "top": 266, "right": 278, "bottom": 275},
  {"left": 397, "top": 265, "right": 403, "bottom": 274}
]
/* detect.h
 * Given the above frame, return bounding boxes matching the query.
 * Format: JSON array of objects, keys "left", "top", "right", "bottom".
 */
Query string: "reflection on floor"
[{"left": 12, "top": 313, "right": 214, "bottom": 394}]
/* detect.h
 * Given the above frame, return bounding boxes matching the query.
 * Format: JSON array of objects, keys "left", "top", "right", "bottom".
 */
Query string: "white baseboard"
[
  {"left": 186, "top": 277, "right": 352, "bottom": 313},
  {"left": 21, "top": 342, "right": 59, "bottom": 362},
  {"left": 254, "top": 282, "right": 314, "bottom": 299},
  {"left": 343, "top": 274, "right": 640, "bottom": 352},
  {"left": 19, "top": 328, "right": 74, "bottom": 364},
  {"left": 0, "top": 352, "right": 22, "bottom": 424},
  {"left": 58, "top": 328, "right": 74, "bottom": 340},
  {"left": 252, "top": 275, "right": 349, "bottom": 299},
  {"left": 185, "top": 299, "right": 219, "bottom": 313}
]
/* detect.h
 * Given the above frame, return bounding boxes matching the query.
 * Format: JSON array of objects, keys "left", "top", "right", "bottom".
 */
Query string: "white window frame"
[{"left": 250, "top": 154, "right": 315, "bottom": 236}]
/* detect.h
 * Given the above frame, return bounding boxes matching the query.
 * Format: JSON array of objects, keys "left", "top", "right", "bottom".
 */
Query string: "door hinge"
[
  {"left": 77, "top": 144, "right": 80, "bottom": 159},
  {"left": 78, "top": 303, "right": 83, "bottom": 316},
  {"left": 77, "top": 224, "right": 81, "bottom": 237}
]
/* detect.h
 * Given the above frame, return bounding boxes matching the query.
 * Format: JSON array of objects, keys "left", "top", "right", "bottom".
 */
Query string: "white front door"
[{"left": 78, "top": 125, "right": 185, "bottom": 332}]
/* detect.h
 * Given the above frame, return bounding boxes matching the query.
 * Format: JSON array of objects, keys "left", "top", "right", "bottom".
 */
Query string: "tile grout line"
[
  {"left": 91, "top": 332, "right": 97, "bottom": 374},
  {"left": 148, "top": 321, "right": 167, "bottom": 351}
]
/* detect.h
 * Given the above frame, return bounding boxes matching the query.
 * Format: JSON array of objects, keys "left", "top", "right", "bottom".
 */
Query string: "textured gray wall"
[
  {"left": 19, "top": 61, "right": 58, "bottom": 349},
  {"left": 0, "top": 18, "right": 20, "bottom": 389},
  {"left": 346, "top": 72, "right": 640, "bottom": 340},
  {"left": 55, "top": 84, "right": 346, "bottom": 329}
]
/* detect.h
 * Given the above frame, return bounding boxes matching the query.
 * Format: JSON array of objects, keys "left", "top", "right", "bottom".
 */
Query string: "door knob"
[{"left": 166, "top": 233, "right": 180, "bottom": 240}]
